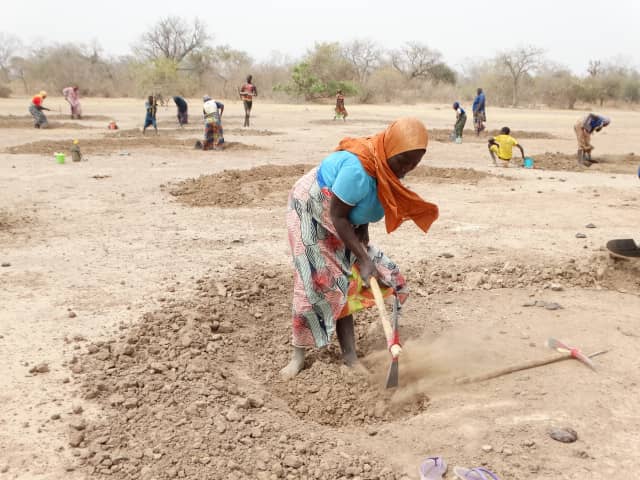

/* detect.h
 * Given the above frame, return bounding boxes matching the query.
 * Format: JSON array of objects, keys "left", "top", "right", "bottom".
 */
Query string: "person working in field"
[
  {"left": 281, "top": 117, "right": 439, "bottom": 379},
  {"left": 239, "top": 75, "right": 257, "bottom": 128},
  {"left": 143, "top": 95, "right": 158, "bottom": 135},
  {"left": 173, "top": 96, "right": 189, "bottom": 127},
  {"left": 488, "top": 127, "right": 525, "bottom": 167},
  {"left": 472, "top": 87, "right": 486, "bottom": 135},
  {"left": 202, "top": 95, "right": 224, "bottom": 150},
  {"left": 62, "top": 86, "right": 82, "bottom": 119},
  {"left": 574, "top": 113, "right": 610, "bottom": 166},
  {"left": 29, "top": 91, "right": 50, "bottom": 129},
  {"left": 452, "top": 101, "right": 467, "bottom": 143},
  {"left": 334, "top": 90, "right": 348, "bottom": 121}
]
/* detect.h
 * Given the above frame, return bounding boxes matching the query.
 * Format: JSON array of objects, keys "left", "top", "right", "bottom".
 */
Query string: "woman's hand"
[{"left": 358, "top": 257, "right": 379, "bottom": 286}]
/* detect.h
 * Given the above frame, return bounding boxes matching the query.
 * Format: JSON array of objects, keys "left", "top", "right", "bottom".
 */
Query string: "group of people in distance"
[
  {"left": 27, "top": 75, "right": 259, "bottom": 153},
  {"left": 451, "top": 87, "right": 610, "bottom": 168}
]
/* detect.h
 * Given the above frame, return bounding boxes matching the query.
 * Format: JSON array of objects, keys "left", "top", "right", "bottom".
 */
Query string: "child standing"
[
  {"left": 452, "top": 102, "right": 467, "bottom": 143},
  {"left": 488, "top": 127, "right": 525, "bottom": 167}
]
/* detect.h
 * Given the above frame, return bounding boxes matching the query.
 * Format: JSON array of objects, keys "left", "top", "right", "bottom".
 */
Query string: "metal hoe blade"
[{"left": 385, "top": 297, "right": 401, "bottom": 388}]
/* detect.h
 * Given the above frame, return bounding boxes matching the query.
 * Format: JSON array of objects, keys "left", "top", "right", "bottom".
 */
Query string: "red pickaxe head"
[{"left": 546, "top": 338, "right": 596, "bottom": 370}]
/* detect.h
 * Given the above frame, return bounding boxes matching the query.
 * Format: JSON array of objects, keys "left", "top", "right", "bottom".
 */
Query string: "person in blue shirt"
[
  {"left": 574, "top": 113, "right": 610, "bottom": 166},
  {"left": 472, "top": 87, "right": 486, "bottom": 135},
  {"left": 452, "top": 102, "right": 467, "bottom": 143},
  {"left": 281, "top": 117, "right": 439, "bottom": 380}
]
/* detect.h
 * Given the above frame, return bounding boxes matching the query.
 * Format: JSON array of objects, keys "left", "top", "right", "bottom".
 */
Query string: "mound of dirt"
[
  {"left": 225, "top": 128, "right": 284, "bottom": 136},
  {"left": 533, "top": 152, "right": 638, "bottom": 173},
  {"left": 308, "top": 118, "right": 393, "bottom": 126},
  {"left": 409, "top": 253, "right": 640, "bottom": 295},
  {"left": 72, "top": 265, "right": 404, "bottom": 479},
  {"left": 411, "top": 166, "right": 496, "bottom": 184},
  {"left": 170, "top": 164, "right": 314, "bottom": 208},
  {"left": 0, "top": 115, "right": 92, "bottom": 130},
  {"left": 170, "top": 164, "right": 499, "bottom": 210},
  {"left": 0, "top": 209, "right": 33, "bottom": 232},
  {"left": 5, "top": 130, "right": 262, "bottom": 155},
  {"left": 429, "top": 128, "right": 555, "bottom": 143}
]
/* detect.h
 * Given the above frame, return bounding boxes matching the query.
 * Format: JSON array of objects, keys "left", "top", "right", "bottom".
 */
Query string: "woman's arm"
[{"left": 329, "top": 196, "right": 378, "bottom": 284}]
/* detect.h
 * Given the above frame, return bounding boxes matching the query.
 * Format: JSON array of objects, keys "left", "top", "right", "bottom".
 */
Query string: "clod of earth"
[{"left": 549, "top": 427, "right": 578, "bottom": 443}]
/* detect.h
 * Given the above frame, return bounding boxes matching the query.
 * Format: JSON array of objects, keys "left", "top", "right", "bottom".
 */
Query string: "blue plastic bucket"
[{"left": 524, "top": 157, "right": 534, "bottom": 169}]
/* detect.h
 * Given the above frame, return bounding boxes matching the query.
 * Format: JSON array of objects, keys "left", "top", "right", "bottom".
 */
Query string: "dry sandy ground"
[{"left": 1, "top": 97, "right": 639, "bottom": 480}]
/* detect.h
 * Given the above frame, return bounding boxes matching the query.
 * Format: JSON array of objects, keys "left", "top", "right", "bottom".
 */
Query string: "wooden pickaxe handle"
[
  {"left": 369, "top": 278, "right": 402, "bottom": 358},
  {"left": 456, "top": 350, "right": 608, "bottom": 384}
]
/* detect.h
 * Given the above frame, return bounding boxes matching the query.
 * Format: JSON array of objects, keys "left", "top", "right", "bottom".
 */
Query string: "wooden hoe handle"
[{"left": 369, "top": 278, "right": 402, "bottom": 358}]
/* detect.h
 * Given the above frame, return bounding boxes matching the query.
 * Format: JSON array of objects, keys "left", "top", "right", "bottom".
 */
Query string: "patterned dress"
[{"left": 286, "top": 167, "right": 407, "bottom": 348}]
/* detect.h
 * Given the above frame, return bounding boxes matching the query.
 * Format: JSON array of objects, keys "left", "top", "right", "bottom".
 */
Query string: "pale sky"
[{"left": 2, "top": 0, "right": 638, "bottom": 75}]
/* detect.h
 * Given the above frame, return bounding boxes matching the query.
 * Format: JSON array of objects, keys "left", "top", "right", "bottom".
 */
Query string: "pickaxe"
[
  {"left": 457, "top": 338, "right": 607, "bottom": 384},
  {"left": 369, "top": 278, "right": 401, "bottom": 388}
]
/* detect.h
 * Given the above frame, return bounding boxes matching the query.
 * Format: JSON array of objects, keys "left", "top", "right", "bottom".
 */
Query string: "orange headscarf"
[{"left": 336, "top": 117, "right": 439, "bottom": 234}]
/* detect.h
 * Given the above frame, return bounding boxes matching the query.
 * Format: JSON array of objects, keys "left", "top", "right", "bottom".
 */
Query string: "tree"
[
  {"left": 390, "top": 42, "right": 455, "bottom": 84},
  {"left": 497, "top": 46, "right": 544, "bottom": 106},
  {"left": 134, "top": 17, "right": 209, "bottom": 64},
  {"left": 0, "top": 32, "right": 22, "bottom": 82},
  {"left": 276, "top": 43, "right": 357, "bottom": 100},
  {"left": 341, "top": 39, "right": 381, "bottom": 84}
]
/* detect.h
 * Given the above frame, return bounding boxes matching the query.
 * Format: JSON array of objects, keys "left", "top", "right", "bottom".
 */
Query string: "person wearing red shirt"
[{"left": 29, "top": 91, "right": 50, "bottom": 128}]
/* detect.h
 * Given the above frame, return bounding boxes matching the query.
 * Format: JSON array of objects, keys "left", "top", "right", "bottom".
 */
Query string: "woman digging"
[{"left": 281, "top": 117, "right": 439, "bottom": 379}]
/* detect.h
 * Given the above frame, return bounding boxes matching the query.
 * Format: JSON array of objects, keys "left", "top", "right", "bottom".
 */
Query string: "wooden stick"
[
  {"left": 456, "top": 350, "right": 608, "bottom": 384},
  {"left": 369, "top": 278, "right": 401, "bottom": 358}
]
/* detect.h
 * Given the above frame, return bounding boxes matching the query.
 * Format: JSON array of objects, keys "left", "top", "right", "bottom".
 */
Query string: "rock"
[
  {"left": 585, "top": 223, "right": 596, "bottom": 229},
  {"left": 481, "top": 444, "right": 493, "bottom": 453},
  {"left": 68, "top": 311, "right": 77, "bottom": 318},
  {"left": 522, "top": 300, "right": 537, "bottom": 307},
  {"left": 29, "top": 363, "right": 50, "bottom": 374},
  {"left": 549, "top": 427, "right": 578, "bottom": 443},
  {"left": 502, "top": 447, "right": 513, "bottom": 456},
  {"left": 440, "top": 252, "right": 454, "bottom": 259},
  {"left": 248, "top": 395, "right": 265, "bottom": 408},
  {"left": 50, "top": 413, "right": 61, "bottom": 420},
  {"left": 544, "top": 302, "right": 562, "bottom": 311},
  {"left": 215, "top": 282, "right": 227, "bottom": 297},
  {"left": 70, "top": 364, "right": 83, "bottom": 374},
  {"left": 550, "top": 283, "right": 564, "bottom": 292},
  {"left": 575, "top": 233, "right": 587, "bottom": 239},
  {"left": 87, "top": 344, "right": 99, "bottom": 354},
  {"left": 225, "top": 409, "right": 242, "bottom": 422},
  {"left": 68, "top": 430, "right": 85, "bottom": 447},
  {"left": 123, "top": 397, "right": 138, "bottom": 409},
  {"left": 108, "top": 394, "right": 125, "bottom": 406},
  {"left": 235, "top": 397, "right": 251, "bottom": 409},
  {"left": 69, "top": 418, "right": 87, "bottom": 431},
  {"left": 122, "top": 345, "right": 135, "bottom": 356},
  {"left": 149, "top": 362, "right": 166, "bottom": 373},
  {"left": 464, "top": 272, "right": 485, "bottom": 290},
  {"left": 95, "top": 350, "right": 111, "bottom": 361},
  {"left": 180, "top": 334, "right": 192, "bottom": 348},
  {"left": 283, "top": 454, "right": 302, "bottom": 468}
]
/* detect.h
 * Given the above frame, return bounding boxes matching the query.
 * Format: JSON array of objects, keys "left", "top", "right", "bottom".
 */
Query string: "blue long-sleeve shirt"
[{"left": 472, "top": 92, "right": 486, "bottom": 113}]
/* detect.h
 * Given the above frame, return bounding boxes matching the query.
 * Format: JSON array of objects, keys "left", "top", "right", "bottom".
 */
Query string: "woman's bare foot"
[{"left": 280, "top": 346, "right": 305, "bottom": 380}]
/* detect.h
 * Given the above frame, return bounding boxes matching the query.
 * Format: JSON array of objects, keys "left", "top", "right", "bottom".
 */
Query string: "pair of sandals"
[{"left": 420, "top": 457, "right": 499, "bottom": 480}]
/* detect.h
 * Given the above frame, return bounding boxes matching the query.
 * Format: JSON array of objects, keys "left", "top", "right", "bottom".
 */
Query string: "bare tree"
[
  {"left": 390, "top": 42, "right": 455, "bottom": 84},
  {"left": 342, "top": 39, "right": 381, "bottom": 84},
  {"left": 0, "top": 32, "right": 22, "bottom": 81},
  {"left": 134, "top": 17, "right": 209, "bottom": 63},
  {"left": 587, "top": 59, "right": 602, "bottom": 78},
  {"left": 497, "top": 46, "right": 544, "bottom": 106}
]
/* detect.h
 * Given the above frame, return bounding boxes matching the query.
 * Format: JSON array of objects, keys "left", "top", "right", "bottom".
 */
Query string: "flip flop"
[
  {"left": 419, "top": 456, "right": 447, "bottom": 480},
  {"left": 453, "top": 466, "right": 500, "bottom": 480},
  {"left": 606, "top": 239, "right": 640, "bottom": 259}
]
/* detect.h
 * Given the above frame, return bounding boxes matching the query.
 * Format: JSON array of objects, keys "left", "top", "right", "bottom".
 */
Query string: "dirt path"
[{"left": 1, "top": 98, "right": 639, "bottom": 479}]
